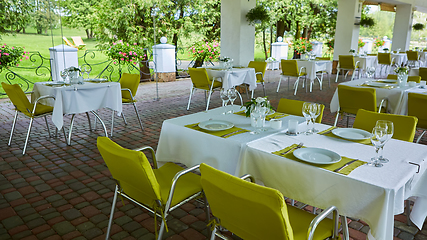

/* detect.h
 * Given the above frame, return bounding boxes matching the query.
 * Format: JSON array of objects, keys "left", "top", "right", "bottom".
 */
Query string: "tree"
[
  {"left": 62, "top": 0, "right": 98, "bottom": 39},
  {"left": 0, "top": 0, "right": 33, "bottom": 34},
  {"left": 33, "top": 0, "right": 57, "bottom": 35}
]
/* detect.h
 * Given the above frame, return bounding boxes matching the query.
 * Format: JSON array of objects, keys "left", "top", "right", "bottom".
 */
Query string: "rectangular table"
[
  {"left": 156, "top": 106, "right": 427, "bottom": 240},
  {"left": 32, "top": 81, "right": 122, "bottom": 142},
  {"left": 355, "top": 56, "right": 377, "bottom": 78},
  {"left": 330, "top": 78, "right": 422, "bottom": 114},
  {"left": 205, "top": 67, "right": 257, "bottom": 91}
]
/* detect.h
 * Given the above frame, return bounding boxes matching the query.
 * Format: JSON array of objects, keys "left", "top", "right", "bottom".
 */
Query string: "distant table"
[
  {"left": 205, "top": 67, "right": 257, "bottom": 91},
  {"left": 32, "top": 82, "right": 122, "bottom": 141},
  {"left": 391, "top": 53, "right": 408, "bottom": 67},
  {"left": 355, "top": 56, "right": 377, "bottom": 77},
  {"left": 297, "top": 60, "right": 332, "bottom": 91}
]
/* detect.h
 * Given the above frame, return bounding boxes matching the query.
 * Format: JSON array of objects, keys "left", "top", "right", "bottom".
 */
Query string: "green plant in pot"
[
  {"left": 413, "top": 23, "right": 425, "bottom": 31},
  {"left": 188, "top": 40, "right": 220, "bottom": 68},
  {"left": 246, "top": 5, "right": 270, "bottom": 26},
  {"left": 359, "top": 16, "right": 375, "bottom": 28}
]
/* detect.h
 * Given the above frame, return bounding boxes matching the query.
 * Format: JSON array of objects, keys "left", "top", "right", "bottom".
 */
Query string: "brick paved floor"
[{"left": 1, "top": 69, "right": 427, "bottom": 240}]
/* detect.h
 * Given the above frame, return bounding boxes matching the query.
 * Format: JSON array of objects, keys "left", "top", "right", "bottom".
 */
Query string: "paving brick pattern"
[{"left": 1, "top": 69, "right": 427, "bottom": 240}]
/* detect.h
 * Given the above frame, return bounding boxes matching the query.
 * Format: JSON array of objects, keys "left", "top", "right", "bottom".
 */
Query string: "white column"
[
  {"left": 392, "top": 4, "right": 413, "bottom": 51},
  {"left": 333, "top": 0, "right": 363, "bottom": 60},
  {"left": 221, "top": 0, "right": 255, "bottom": 66}
]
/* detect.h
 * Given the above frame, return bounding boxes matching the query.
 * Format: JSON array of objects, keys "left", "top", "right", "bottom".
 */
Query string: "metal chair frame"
[
  {"left": 111, "top": 87, "right": 144, "bottom": 137},
  {"left": 187, "top": 76, "right": 222, "bottom": 111},
  {"left": 276, "top": 66, "right": 307, "bottom": 95}
]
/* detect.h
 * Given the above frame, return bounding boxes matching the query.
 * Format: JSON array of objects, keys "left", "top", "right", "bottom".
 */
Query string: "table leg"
[{"left": 91, "top": 111, "right": 108, "bottom": 137}]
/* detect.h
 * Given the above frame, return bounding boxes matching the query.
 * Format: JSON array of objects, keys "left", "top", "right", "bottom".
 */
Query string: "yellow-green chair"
[
  {"left": 335, "top": 55, "right": 360, "bottom": 82},
  {"left": 71, "top": 36, "right": 86, "bottom": 50},
  {"left": 187, "top": 67, "right": 222, "bottom": 111},
  {"left": 406, "top": 51, "right": 420, "bottom": 67},
  {"left": 276, "top": 59, "right": 307, "bottom": 95},
  {"left": 277, "top": 98, "right": 325, "bottom": 123},
  {"left": 2, "top": 82, "right": 55, "bottom": 155},
  {"left": 419, "top": 67, "right": 427, "bottom": 81},
  {"left": 334, "top": 85, "right": 387, "bottom": 127},
  {"left": 97, "top": 137, "right": 205, "bottom": 240},
  {"left": 353, "top": 109, "right": 418, "bottom": 142},
  {"left": 386, "top": 74, "right": 421, "bottom": 83},
  {"left": 199, "top": 163, "right": 340, "bottom": 240},
  {"left": 377, "top": 53, "right": 395, "bottom": 77},
  {"left": 248, "top": 61, "right": 267, "bottom": 98},
  {"left": 111, "top": 73, "right": 143, "bottom": 137},
  {"left": 408, "top": 93, "right": 427, "bottom": 143},
  {"left": 62, "top": 37, "right": 77, "bottom": 48},
  {"left": 315, "top": 57, "right": 331, "bottom": 88}
]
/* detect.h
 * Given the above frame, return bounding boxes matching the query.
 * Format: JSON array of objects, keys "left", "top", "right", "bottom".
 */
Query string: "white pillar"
[
  {"left": 392, "top": 4, "right": 413, "bottom": 51},
  {"left": 221, "top": 0, "right": 255, "bottom": 66},
  {"left": 333, "top": 0, "right": 363, "bottom": 60}
]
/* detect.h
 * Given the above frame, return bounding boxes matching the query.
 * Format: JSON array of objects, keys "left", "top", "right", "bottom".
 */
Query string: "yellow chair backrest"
[
  {"left": 315, "top": 57, "right": 330, "bottom": 60},
  {"left": 338, "top": 85, "right": 376, "bottom": 115},
  {"left": 281, "top": 60, "right": 300, "bottom": 77},
  {"left": 1, "top": 82, "right": 34, "bottom": 116},
  {"left": 378, "top": 53, "right": 392, "bottom": 65},
  {"left": 353, "top": 109, "right": 418, "bottom": 142},
  {"left": 367, "top": 53, "right": 377, "bottom": 56},
  {"left": 277, "top": 98, "right": 325, "bottom": 123},
  {"left": 248, "top": 61, "right": 267, "bottom": 82},
  {"left": 199, "top": 163, "right": 294, "bottom": 240},
  {"left": 406, "top": 51, "right": 419, "bottom": 61},
  {"left": 188, "top": 68, "right": 213, "bottom": 90},
  {"left": 386, "top": 74, "right": 421, "bottom": 83},
  {"left": 338, "top": 55, "right": 356, "bottom": 69},
  {"left": 408, "top": 93, "right": 427, "bottom": 129},
  {"left": 62, "top": 37, "right": 76, "bottom": 48},
  {"left": 97, "top": 137, "right": 162, "bottom": 206},
  {"left": 419, "top": 67, "right": 427, "bottom": 81},
  {"left": 119, "top": 73, "right": 140, "bottom": 100}
]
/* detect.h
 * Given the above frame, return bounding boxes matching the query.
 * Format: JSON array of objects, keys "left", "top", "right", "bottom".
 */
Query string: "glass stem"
[{"left": 375, "top": 147, "right": 380, "bottom": 162}]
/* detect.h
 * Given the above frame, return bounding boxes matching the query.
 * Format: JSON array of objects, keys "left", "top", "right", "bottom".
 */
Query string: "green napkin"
[
  {"left": 317, "top": 127, "right": 371, "bottom": 145},
  {"left": 234, "top": 110, "right": 247, "bottom": 117},
  {"left": 45, "top": 83, "right": 70, "bottom": 87},
  {"left": 234, "top": 110, "right": 288, "bottom": 120},
  {"left": 272, "top": 144, "right": 366, "bottom": 175},
  {"left": 359, "top": 83, "right": 396, "bottom": 89},
  {"left": 86, "top": 80, "right": 107, "bottom": 83},
  {"left": 185, "top": 123, "right": 249, "bottom": 138},
  {"left": 376, "top": 80, "right": 397, "bottom": 84}
]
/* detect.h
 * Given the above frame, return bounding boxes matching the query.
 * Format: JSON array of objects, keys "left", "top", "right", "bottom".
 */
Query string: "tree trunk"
[
  {"left": 263, "top": 29, "right": 268, "bottom": 60},
  {"left": 270, "top": 25, "right": 273, "bottom": 57},
  {"left": 276, "top": 20, "right": 285, "bottom": 40},
  {"left": 193, "top": 57, "right": 205, "bottom": 68},
  {"left": 139, "top": 60, "right": 151, "bottom": 82},
  {"left": 293, "top": 22, "right": 301, "bottom": 59}
]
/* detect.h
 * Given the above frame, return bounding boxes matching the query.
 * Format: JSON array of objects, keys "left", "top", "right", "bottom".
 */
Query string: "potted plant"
[
  {"left": 291, "top": 38, "right": 313, "bottom": 59},
  {"left": 413, "top": 23, "right": 425, "bottom": 31},
  {"left": 0, "top": 43, "right": 28, "bottom": 71},
  {"left": 359, "top": 16, "right": 375, "bottom": 28},
  {"left": 246, "top": 5, "right": 270, "bottom": 26},
  {"left": 374, "top": 38, "right": 385, "bottom": 48},
  {"left": 394, "top": 64, "right": 409, "bottom": 87},
  {"left": 243, "top": 97, "right": 273, "bottom": 117},
  {"left": 107, "top": 40, "right": 146, "bottom": 65},
  {"left": 188, "top": 40, "right": 220, "bottom": 68}
]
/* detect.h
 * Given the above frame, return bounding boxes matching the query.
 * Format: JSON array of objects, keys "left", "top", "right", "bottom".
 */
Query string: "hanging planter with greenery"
[
  {"left": 246, "top": 5, "right": 270, "bottom": 26},
  {"left": 359, "top": 16, "right": 375, "bottom": 28},
  {"left": 413, "top": 23, "right": 425, "bottom": 31}
]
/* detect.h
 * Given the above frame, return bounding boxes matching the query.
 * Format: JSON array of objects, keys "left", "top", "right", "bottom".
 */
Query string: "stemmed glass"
[
  {"left": 369, "top": 127, "right": 388, "bottom": 167},
  {"left": 220, "top": 88, "right": 229, "bottom": 114},
  {"left": 83, "top": 66, "right": 91, "bottom": 79},
  {"left": 302, "top": 102, "right": 313, "bottom": 135},
  {"left": 60, "top": 70, "right": 68, "bottom": 83},
  {"left": 250, "top": 104, "right": 263, "bottom": 135},
  {"left": 376, "top": 120, "right": 394, "bottom": 163},
  {"left": 227, "top": 88, "right": 237, "bottom": 113},
  {"left": 366, "top": 67, "right": 376, "bottom": 78},
  {"left": 309, "top": 103, "right": 321, "bottom": 133}
]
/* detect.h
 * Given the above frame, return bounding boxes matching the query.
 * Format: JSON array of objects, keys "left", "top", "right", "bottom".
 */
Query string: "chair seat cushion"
[
  {"left": 122, "top": 98, "right": 136, "bottom": 103},
  {"left": 154, "top": 162, "right": 202, "bottom": 207},
  {"left": 25, "top": 103, "right": 53, "bottom": 117},
  {"left": 212, "top": 81, "right": 222, "bottom": 89},
  {"left": 287, "top": 205, "right": 335, "bottom": 240}
]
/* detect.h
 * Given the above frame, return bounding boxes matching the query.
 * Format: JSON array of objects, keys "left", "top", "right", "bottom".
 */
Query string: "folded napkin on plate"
[
  {"left": 317, "top": 126, "right": 371, "bottom": 145},
  {"left": 185, "top": 123, "right": 249, "bottom": 138},
  {"left": 376, "top": 80, "right": 397, "bottom": 84},
  {"left": 359, "top": 83, "right": 396, "bottom": 89},
  {"left": 272, "top": 144, "right": 366, "bottom": 175}
]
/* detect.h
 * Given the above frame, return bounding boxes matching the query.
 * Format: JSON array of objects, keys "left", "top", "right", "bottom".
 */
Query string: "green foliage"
[
  {"left": 62, "top": 0, "right": 98, "bottom": 38},
  {"left": 246, "top": 5, "right": 270, "bottom": 26},
  {"left": 291, "top": 38, "right": 313, "bottom": 54},
  {"left": 413, "top": 23, "right": 425, "bottom": 31},
  {"left": 188, "top": 40, "right": 220, "bottom": 61},
  {"left": 359, "top": 16, "right": 375, "bottom": 28},
  {"left": 374, "top": 38, "right": 385, "bottom": 47},
  {"left": 107, "top": 40, "right": 146, "bottom": 64},
  {"left": 0, "top": 43, "right": 28, "bottom": 70},
  {"left": 358, "top": 39, "right": 365, "bottom": 48},
  {"left": 326, "top": 39, "right": 334, "bottom": 51}
]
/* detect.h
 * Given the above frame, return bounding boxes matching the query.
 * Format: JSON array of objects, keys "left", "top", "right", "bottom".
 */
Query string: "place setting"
[{"left": 185, "top": 119, "right": 250, "bottom": 138}]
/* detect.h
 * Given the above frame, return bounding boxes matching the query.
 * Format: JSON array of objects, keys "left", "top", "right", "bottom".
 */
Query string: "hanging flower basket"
[
  {"left": 413, "top": 23, "right": 425, "bottom": 31},
  {"left": 0, "top": 44, "right": 29, "bottom": 71},
  {"left": 246, "top": 5, "right": 270, "bottom": 26},
  {"left": 359, "top": 17, "right": 375, "bottom": 28}
]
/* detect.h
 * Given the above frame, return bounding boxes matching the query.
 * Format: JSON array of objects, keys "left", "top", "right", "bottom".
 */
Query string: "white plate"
[
  {"left": 293, "top": 148, "right": 341, "bottom": 165},
  {"left": 85, "top": 78, "right": 107, "bottom": 82},
  {"left": 46, "top": 82, "right": 65, "bottom": 85},
  {"left": 377, "top": 79, "right": 397, "bottom": 83},
  {"left": 332, "top": 128, "right": 372, "bottom": 140},
  {"left": 364, "top": 82, "right": 390, "bottom": 87},
  {"left": 198, "top": 120, "right": 234, "bottom": 131}
]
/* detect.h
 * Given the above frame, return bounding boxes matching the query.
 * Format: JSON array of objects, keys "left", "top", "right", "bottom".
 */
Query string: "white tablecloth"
[
  {"left": 391, "top": 53, "right": 408, "bottom": 67},
  {"left": 206, "top": 68, "right": 257, "bottom": 91},
  {"left": 297, "top": 60, "right": 333, "bottom": 80},
  {"left": 241, "top": 123, "right": 427, "bottom": 240},
  {"left": 330, "top": 78, "right": 419, "bottom": 114},
  {"left": 355, "top": 56, "right": 377, "bottom": 72},
  {"left": 32, "top": 82, "right": 122, "bottom": 130},
  {"left": 156, "top": 107, "right": 427, "bottom": 240}
]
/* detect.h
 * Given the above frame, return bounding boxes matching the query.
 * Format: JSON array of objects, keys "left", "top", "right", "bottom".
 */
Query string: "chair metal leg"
[
  {"left": 262, "top": 82, "right": 266, "bottom": 96},
  {"left": 8, "top": 110, "right": 18, "bottom": 146},
  {"left": 405, "top": 200, "right": 412, "bottom": 226},
  {"left": 210, "top": 227, "right": 218, "bottom": 240},
  {"left": 417, "top": 130, "right": 426, "bottom": 143},
  {"left": 335, "top": 69, "right": 340, "bottom": 82},
  {"left": 334, "top": 112, "right": 340, "bottom": 127},
  {"left": 122, "top": 112, "right": 127, "bottom": 125},
  {"left": 86, "top": 112, "right": 92, "bottom": 132},
  {"left": 105, "top": 185, "right": 119, "bottom": 240},
  {"left": 68, "top": 114, "right": 76, "bottom": 146},
  {"left": 44, "top": 116, "right": 51, "bottom": 138},
  {"left": 203, "top": 192, "right": 211, "bottom": 237},
  {"left": 293, "top": 77, "right": 300, "bottom": 95},
  {"left": 205, "top": 90, "right": 213, "bottom": 111},
  {"left": 22, "top": 117, "right": 35, "bottom": 155},
  {"left": 111, "top": 110, "right": 115, "bottom": 137},
  {"left": 340, "top": 216, "right": 349, "bottom": 240},
  {"left": 132, "top": 102, "right": 144, "bottom": 132},
  {"left": 276, "top": 76, "right": 282, "bottom": 92},
  {"left": 187, "top": 88, "right": 194, "bottom": 110},
  {"left": 245, "top": 85, "right": 250, "bottom": 99}
]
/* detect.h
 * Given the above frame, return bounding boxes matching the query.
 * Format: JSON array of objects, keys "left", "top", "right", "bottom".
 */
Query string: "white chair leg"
[
  {"left": 210, "top": 227, "right": 218, "bottom": 240},
  {"left": 293, "top": 77, "right": 300, "bottom": 95},
  {"left": 85, "top": 112, "right": 92, "bottom": 131},
  {"left": 187, "top": 88, "right": 194, "bottom": 110},
  {"left": 417, "top": 130, "right": 426, "bottom": 143},
  {"left": 105, "top": 185, "right": 119, "bottom": 240},
  {"left": 8, "top": 111, "right": 18, "bottom": 146},
  {"left": 335, "top": 69, "right": 340, "bottom": 82},
  {"left": 44, "top": 116, "right": 51, "bottom": 138},
  {"left": 334, "top": 111, "right": 340, "bottom": 127},
  {"left": 110, "top": 110, "right": 115, "bottom": 137},
  {"left": 158, "top": 220, "right": 166, "bottom": 240},
  {"left": 132, "top": 102, "right": 144, "bottom": 132},
  {"left": 206, "top": 90, "right": 213, "bottom": 111},
  {"left": 276, "top": 76, "right": 283, "bottom": 92},
  {"left": 22, "top": 117, "right": 34, "bottom": 155}
]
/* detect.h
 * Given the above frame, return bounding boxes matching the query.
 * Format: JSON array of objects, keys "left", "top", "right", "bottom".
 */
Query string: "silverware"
[
  {"left": 281, "top": 142, "right": 304, "bottom": 155},
  {"left": 221, "top": 129, "right": 245, "bottom": 138},
  {"left": 320, "top": 127, "right": 336, "bottom": 135},
  {"left": 334, "top": 159, "right": 358, "bottom": 172}
]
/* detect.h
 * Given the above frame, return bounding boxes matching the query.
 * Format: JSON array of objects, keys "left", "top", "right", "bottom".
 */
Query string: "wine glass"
[
  {"left": 309, "top": 103, "right": 321, "bottom": 133},
  {"left": 227, "top": 88, "right": 237, "bottom": 113},
  {"left": 250, "top": 104, "right": 263, "bottom": 134},
  {"left": 369, "top": 127, "right": 387, "bottom": 167},
  {"left": 83, "top": 65, "right": 91, "bottom": 79},
  {"left": 376, "top": 120, "right": 394, "bottom": 163},
  {"left": 366, "top": 67, "right": 376, "bottom": 78},
  {"left": 219, "top": 88, "right": 229, "bottom": 114},
  {"left": 60, "top": 70, "right": 68, "bottom": 83},
  {"left": 302, "top": 102, "right": 313, "bottom": 135}
]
